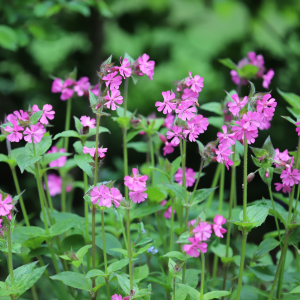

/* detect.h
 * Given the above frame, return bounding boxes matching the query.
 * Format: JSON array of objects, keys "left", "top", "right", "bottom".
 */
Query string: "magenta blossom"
[
  {"left": 74, "top": 77, "right": 90, "bottom": 96},
  {"left": 228, "top": 94, "right": 248, "bottom": 116},
  {"left": 104, "top": 89, "right": 123, "bottom": 110},
  {"left": 80, "top": 116, "right": 96, "bottom": 129},
  {"left": 107, "top": 187, "right": 123, "bottom": 208},
  {"left": 231, "top": 120, "right": 258, "bottom": 145},
  {"left": 183, "top": 122, "right": 199, "bottom": 142},
  {"left": 256, "top": 94, "right": 276, "bottom": 118},
  {"left": 51, "top": 78, "right": 74, "bottom": 101},
  {"left": 166, "top": 126, "right": 183, "bottom": 146},
  {"left": 155, "top": 91, "right": 176, "bottom": 114},
  {"left": 137, "top": 53, "right": 155, "bottom": 80},
  {"left": 241, "top": 111, "right": 262, "bottom": 131},
  {"left": 186, "top": 72, "right": 204, "bottom": 93},
  {"left": 124, "top": 168, "right": 148, "bottom": 192},
  {"left": 273, "top": 149, "right": 290, "bottom": 168},
  {"left": 119, "top": 58, "right": 132, "bottom": 78},
  {"left": 23, "top": 122, "right": 45, "bottom": 144},
  {"left": 183, "top": 237, "right": 207, "bottom": 257},
  {"left": 44, "top": 174, "right": 62, "bottom": 196},
  {"left": 5, "top": 121, "right": 24, "bottom": 142},
  {"left": 190, "top": 115, "right": 209, "bottom": 133},
  {"left": 111, "top": 295, "right": 122, "bottom": 300},
  {"left": 274, "top": 183, "right": 292, "bottom": 194},
  {"left": 83, "top": 146, "right": 107, "bottom": 159},
  {"left": 280, "top": 166, "right": 300, "bottom": 187},
  {"left": 90, "top": 84, "right": 99, "bottom": 97},
  {"left": 164, "top": 113, "right": 175, "bottom": 129},
  {"left": 181, "top": 88, "right": 199, "bottom": 104},
  {"left": 259, "top": 117, "right": 272, "bottom": 130},
  {"left": 91, "top": 185, "right": 111, "bottom": 207},
  {"left": 296, "top": 121, "right": 300, "bottom": 136},
  {"left": 217, "top": 125, "right": 236, "bottom": 146},
  {"left": 47, "top": 146, "right": 67, "bottom": 168},
  {"left": 213, "top": 214, "right": 227, "bottom": 238},
  {"left": 193, "top": 222, "right": 212, "bottom": 241},
  {"left": 163, "top": 142, "right": 175, "bottom": 156},
  {"left": 0, "top": 194, "right": 13, "bottom": 216},
  {"left": 32, "top": 104, "right": 55, "bottom": 125},
  {"left": 129, "top": 188, "right": 148, "bottom": 204},
  {"left": 174, "top": 167, "right": 196, "bottom": 187},
  {"left": 215, "top": 143, "right": 234, "bottom": 170},
  {"left": 175, "top": 101, "right": 197, "bottom": 121},
  {"left": 7, "top": 110, "right": 29, "bottom": 122},
  {"left": 102, "top": 72, "right": 122, "bottom": 90},
  {"left": 262, "top": 69, "right": 274, "bottom": 89}
]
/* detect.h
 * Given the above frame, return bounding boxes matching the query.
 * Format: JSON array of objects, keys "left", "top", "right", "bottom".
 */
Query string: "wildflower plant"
[{"left": 0, "top": 50, "right": 300, "bottom": 300}]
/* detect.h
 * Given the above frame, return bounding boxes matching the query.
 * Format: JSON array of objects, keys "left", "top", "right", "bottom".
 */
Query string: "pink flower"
[
  {"left": 230, "top": 70, "right": 247, "bottom": 86},
  {"left": 111, "top": 295, "right": 123, "bottom": 300},
  {"left": 183, "top": 237, "right": 207, "bottom": 257},
  {"left": 280, "top": 166, "right": 300, "bottom": 187},
  {"left": 104, "top": 89, "right": 123, "bottom": 110},
  {"left": 23, "top": 122, "right": 45, "bottom": 144},
  {"left": 51, "top": 78, "right": 74, "bottom": 101},
  {"left": 181, "top": 88, "right": 199, "bottom": 104},
  {"left": 163, "top": 142, "right": 175, "bottom": 156},
  {"left": 231, "top": 120, "right": 258, "bottom": 145},
  {"left": 296, "top": 121, "right": 300, "bottom": 136},
  {"left": 47, "top": 146, "right": 67, "bottom": 168},
  {"left": 44, "top": 174, "right": 62, "bottom": 196},
  {"left": 190, "top": 115, "right": 209, "bottom": 133},
  {"left": 124, "top": 168, "right": 148, "bottom": 192},
  {"left": 74, "top": 77, "right": 90, "bottom": 96},
  {"left": 7, "top": 110, "right": 29, "bottom": 122},
  {"left": 248, "top": 51, "right": 264, "bottom": 68},
  {"left": 175, "top": 101, "right": 197, "bottom": 121},
  {"left": 274, "top": 183, "right": 292, "bottom": 194},
  {"left": 0, "top": 194, "right": 13, "bottom": 216},
  {"left": 164, "top": 113, "right": 175, "bottom": 129},
  {"left": 129, "top": 188, "right": 148, "bottom": 204},
  {"left": 91, "top": 185, "right": 111, "bottom": 207},
  {"left": 107, "top": 187, "right": 123, "bottom": 208},
  {"left": 155, "top": 91, "right": 176, "bottom": 114},
  {"left": 119, "top": 58, "right": 132, "bottom": 78},
  {"left": 213, "top": 214, "right": 227, "bottom": 238},
  {"left": 103, "top": 72, "right": 122, "bottom": 90},
  {"left": 256, "top": 94, "right": 276, "bottom": 118},
  {"left": 5, "top": 121, "right": 24, "bottom": 142},
  {"left": 183, "top": 122, "right": 199, "bottom": 142},
  {"left": 193, "top": 222, "right": 212, "bottom": 241},
  {"left": 217, "top": 125, "right": 236, "bottom": 146},
  {"left": 259, "top": 117, "right": 272, "bottom": 130},
  {"left": 83, "top": 146, "right": 107, "bottom": 159},
  {"left": 166, "top": 126, "right": 183, "bottom": 146},
  {"left": 80, "top": 116, "right": 96, "bottom": 129},
  {"left": 32, "top": 104, "right": 55, "bottom": 125},
  {"left": 137, "top": 54, "right": 155, "bottom": 80},
  {"left": 90, "top": 84, "right": 99, "bottom": 97},
  {"left": 228, "top": 94, "right": 248, "bottom": 116},
  {"left": 241, "top": 111, "right": 262, "bottom": 131},
  {"left": 174, "top": 167, "right": 196, "bottom": 187},
  {"left": 186, "top": 72, "right": 204, "bottom": 93},
  {"left": 262, "top": 69, "right": 274, "bottom": 89},
  {"left": 215, "top": 143, "right": 234, "bottom": 170}
]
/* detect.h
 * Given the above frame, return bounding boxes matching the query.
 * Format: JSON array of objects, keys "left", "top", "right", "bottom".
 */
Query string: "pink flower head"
[
  {"left": 193, "top": 222, "right": 212, "bottom": 241},
  {"left": 23, "top": 122, "right": 45, "bottom": 144},
  {"left": 0, "top": 194, "right": 13, "bottom": 216},
  {"left": 213, "top": 214, "right": 227, "bottom": 238},
  {"left": 90, "top": 84, "right": 99, "bottom": 97},
  {"left": 166, "top": 126, "right": 183, "bottom": 146},
  {"left": 230, "top": 70, "right": 247, "bottom": 86},
  {"left": 107, "top": 187, "right": 123, "bottom": 208},
  {"left": 124, "top": 168, "right": 148, "bottom": 192},
  {"left": 163, "top": 142, "right": 175, "bottom": 156},
  {"left": 215, "top": 143, "right": 234, "bottom": 170},
  {"left": 119, "top": 57, "right": 132, "bottom": 78},
  {"left": 137, "top": 53, "right": 155, "bottom": 80},
  {"left": 181, "top": 88, "right": 199, "bottom": 104},
  {"left": 51, "top": 78, "right": 74, "bottom": 101},
  {"left": 164, "top": 113, "right": 175, "bottom": 129},
  {"left": 83, "top": 146, "right": 107, "bottom": 159},
  {"left": 32, "top": 104, "right": 55, "bottom": 125},
  {"left": 80, "top": 116, "right": 96, "bottom": 129},
  {"left": 280, "top": 166, "right": 300, "bottom": 187},
  {"left": 248, "top": 51, "right": 265, "bottom": 68},
  {"left": 5, "top": 120, "right": 24, "bottom": 142},
  {"left": 183, "top": 122, "right": 199, "bottom": 142},
  {"left": 186, "top": 72, "right": 204, "bottom": 93},
  {"left": 190, "top": 115, "right": 209, "bottom": 133},
  {"left": 231, "top": 120, "right": 258, "bottom": 145},
  {"left": 183, "top": 237, "right": 207, "bottom": 257},
  {"left": 241, "top": 111, "right": 262, "bottom": 131},
  {"left": 296, "top": 121, "right": 300, "bottom": 136},
  {"left": 74, "top": 77, "right": 90, "bottom": 96},
  {"left": 102, "top": 72, "right": 122, "bottom": 90},
  {"left": 44, "top": 174, "right": 62, "bottom": 196},
  {"left": 7, "top": 110, "right": 29, "bottom": 122},
  {"left": 104, "top": 89, "right": 123, "bottom": 110},
  {"left": 256, "top": 94, "right": 277, "bottom": 118},
  {"left": 217, "top": 125, "right": 236, "bottom": 146},
  {"left": 47, "top": 146, "right": 67, "bottom": 168},
  {"left": 111, "top": 295, "right": 123, "bottom": 300},
  {"left": 228, "top": 94, "right": 248, "bottom": 116},
  {"left": 259, "top": 116, "right": 272, "bottom": 130},
  {"left": 155, "top": 91, "right": 176, "bottom": 114},
  {"left": 129, "top": 188, "right": 148, "bottom": 204},
  {"left": 274, "top": 183, "right": 292, "bottom": 194},
  {"left": 174, "top": 167, "right": 196, "bottom": 187},
  {"left": 91, "top": 185, "right": 111, "bottom": 207},
  {"left": 175, "top": 101, "right": 197, "bottom": 121},
  {"left": 262, "top": 69, "right": 274, "bottom": 89}
]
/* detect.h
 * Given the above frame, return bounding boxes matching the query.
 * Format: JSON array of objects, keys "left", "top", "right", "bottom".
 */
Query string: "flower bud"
[
  {"left": 265, "top": 169, "right": 269, "bottom": 178},
  {"left": 82, "top": 126, "right": 89, "bottom": 135},
  {"left": 273, "top": 160, "right": 287, "bottom": 168},
  {"left": 159, "top": 134, "right": 167, "bottom": 143},
  {"left": 95, "top": 103, "right": 102, "bottom": 110},
  {"left": 242, "top": 173, "right": 255, "bottom": 188}
]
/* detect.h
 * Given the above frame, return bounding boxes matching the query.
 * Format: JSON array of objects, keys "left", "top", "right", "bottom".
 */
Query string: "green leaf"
[
  {"left": 277, "top": 89, "right": 300, "bottom": 109},
  {"left": 290, "top": 286, "right": 300, "bottom": 293},
  {"left": 73, "top": 116, "right": 83, "bottom": 133},
  {"left": 208, "top": 117, "right": 223, "bottom": 129},
  {"left": 219, "top": 58, "right": 238, "bottom": 71},
  {"left": 12, "top": 226, "right": 46, "bottom": 245},
  {"left": 130, "top": 205, "right": 163, "bottom": 221},
  {"left": 200, "top": 102, "right": 223, "bottom": 116},
  {"left": 239, "top": 64, "right": 259, "bottom": 79},
  {"left": 74, "top": 154, "right": 94, "bottom": 179},
  {"left": 127, "top": 142, "right": 148, "bottom": 153},
  {"left": 247, "top": 265, "right": 277, "bottom": 282},
  {"left": 262, "top": 136, "right": 275, "bottom": 159},
  {"left": 133, "top": 265, "right": 149, "bottom": 283},
  {"left": 30, "top": 110, "right": 43, "bottom": 125},
  {"left": 49, "top": 217, "right": 84, "bottom": 236},
  {"left": 89, "top": 126, "right": 110, "bottom": 136},
  {"left": 107, "top": 259, "right": 129, "bottom": 274},
  {"left": 203, "top": 290, "right": 231, "bottom": 300},
  {"left": 50, "top": 272, "right": 90, "bottom": 291},
  {"left": 282, "top": 116, "right": 297, "bottom": 125},
  {"left": 0, "top": 134, "right": 6, "bottom": 141},
  {"left": 259, "top": 167, "right": 273, "bottom": 185},
  {"left": 42, "top": 152, "right": 70, "bottom": 167},
  {"left": 190, "top": 188, "right": 217, "bottom": 206},
  {"left": 250, "top": 147, "right": 269, "bottom": 158},
  {"left": 211, "top": 242, "right": 233, "bottom": 258},
  {"left": 124, "top": 52, "right": 135, "bottom": 64},
  {"left": 59, "top": 158, "right": 77, "bottom": 176},
  {"left": 170, "top": 156, "right": 182, "bottom": 177},
  {"left": 127, "top": 129, "right": 144, "bottom": 143},
  {"left": 67, "top": 1, "right": 90, "bottom": 17},
  {"left": 163, "top": 251, "right": 189, "bottom": 261},
  {"left": 25, "top": 136, "right": 52, "bottom": 157},
  {"left": 0, "top": 153, "right": 9, "bottom": 163},
  {"left": 115, "top": 273, "right": 131, "bottom": 295},
  {"left": 196, "top": 141, "right": 205, "bottom": 156},
  {"left": 251, "top": 155, "right": 262, "bottom": 168},
  {"left": 0, "top": 240, "right": 22, "bottom": 254},
  {"left": 95, "top": 233, "right": 122, "bottom": 258},
  {"left": 88, "top": 89, "right": 98, "bottom": 106},
  {"left": 116, "top": 107, "right": 132, "bottom": 117},
  {"left": 177, "top": 283, "right": 200, "bottom": 299},
  {"left": 252, "top": 237, "right": 280, "bottom": 261},
  {"left": 54, "top": 130, "right": 80, "bottom": 140},
  {"left": 147, "top": 187, "right": 166, "bottom": 202},
  {"left": 163, "top": 183, "right": 185, "bottom": 202},
  {"left": 239, "top": 201, "right": 269, "bottom": 228},
  {"left": 16, "top": 153, "right": 42, "bottom": 173},
  {"left": 85, "top": 269, "right": 106, "bottom": 279},
  {"left": 76, "top": 245, "right": 92, "bottom": 260},
  {"left": 0, "top": 25, "right": 18, "bottom": 51},
  {"left": 248, "top": 81, "right": 256, "bottom": 98}
]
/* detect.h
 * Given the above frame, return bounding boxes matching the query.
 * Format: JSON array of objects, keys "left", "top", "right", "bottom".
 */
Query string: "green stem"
[
  {"left": 219, "top": 163, "right": 225, "bottom": 214},
  {"left": 64, "top": 98, "right": 72, "bottom": 151},
  {"left": 92, "top": 206, "right": 96, "bottom": 292},
  {"left": 267, "top": 232, "right": 289, "bottom": 300},
  {"left": 149, "top": 134, "right": 155, "bottom": 184},
  {"left": 101, "top": 209, "right": 110, "bottom": 298},
  {"left": 123, "top": 78, "right": 129, "bottom": 202},
  {"left": 173, "top": 278, "right": 176, "bottom": 300},
  {"left": 30, "top": 285, "right": 39, "bottom": 300},
  {"left": 43, "top": 172, "right": 54, "bottom": 212},
  {"left": 200, "top": 253, "right": 205, "bottom": 300},
  {"left": 81, "top": 264, "right": 92, "bottom": 292},
  {"left": 83, "top": 172, "right": 91, "bottom": 270},
  {"left": 61, "top": 178, "right": 66, "bottom": 212},
  {"left": 11, "top": 167, "right": 30, "bottom": 227},
  {"left": 268, "top": 185, "right": 282, "bottom": 244},
  {"left": 118, "top": 211, "right": 128, "bottom": 250},
  {"left": 288, "top": 187, "right": 295, "bottom": 224},
  {"left": 206, "top": 164, "right": 221, "bottom": 209},
  {"left": 179, "top": 140, "right": 187, "bottom": 202},
  {"left": 126, "top": 209, "right": 133, "bottom": 289},
  {"left": 170, "top": 198, "right": 175, "bottom": 252},
  {"left": 7, "top": 223, "right": 14, "bottom": 285},
  {"left": 190, "top": 159, "right": 204, "bottom": 203}
]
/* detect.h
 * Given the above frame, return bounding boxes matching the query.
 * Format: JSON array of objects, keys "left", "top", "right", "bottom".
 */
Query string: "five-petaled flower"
[
  {"left": 183, "top": 237, "right": 207, "bottom": 257},
  {"left": 5, "top": 121, "right": 24, "bottom": 142},
  {"left": 23, "top": 123, "right": 46, "bottom": 144},
  {"left": 0, "top": 194, "right": 13, "bottom": 216},
  {"left": 32, "top": 104, "right": 55, "bottom": 125}
]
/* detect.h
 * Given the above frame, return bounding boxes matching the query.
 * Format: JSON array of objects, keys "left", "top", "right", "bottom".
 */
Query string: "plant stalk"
[
  {"left": 206, "top": 164, "right": 221, "bottom": 209},
  {"left": 200, "top": 253, "right": 205, "bottom": 300},
  {"left": 123, "top": 78, "right": 129, "bottom": 202},
  {"left": 268, "top": 185, "right": 282, "bottom": 244},
  {"left": 83, "top": 172, "right": 91, "bottom": 270},
  {"left": 101, "top": 209, "right": 110, "bottom": 299},
  {"left": 7, "top": 223, "right": 14, "bottom": 285},
  {"left": 126, "top": 209, "right": 133, "bottom": 289}
]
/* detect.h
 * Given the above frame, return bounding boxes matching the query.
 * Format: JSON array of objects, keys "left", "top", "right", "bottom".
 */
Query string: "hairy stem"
[
  {"left": 83, "top": 172, "right": 91, "bottom": 270},
  {"left": 43, "top": 172, "right": 54, "bottom": 212},
  {"left": 64, "top": 98, "right": 72, "bottom": 151},
  {"left": 268, "top": 185, "right": 282, "bottom": 244},
  {"left": 126, "top": 209, "right": 133, "bottom": 289},
  {"left": 200, "top": 253, "right": 205, "bottom": 300},
  {"left": 206, "top": 164, "right": 221, "bottom": 209},
  {"left": 123, "top": 78, "right": 129, "bottom": 202},
  {"left": 7, "top": 224, "right": 14, "bottom": 285},
  {"left": 101, "top": 209, "right": 110, "bottom": 298}
]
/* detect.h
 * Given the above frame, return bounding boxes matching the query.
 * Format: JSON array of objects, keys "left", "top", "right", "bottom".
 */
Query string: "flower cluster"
[
  {"left": 174, "top": 167, "right": 196, "bottom": 187},
  {"left": 230, "top": 51, "right": 274, "bottom": 89},
  {"left": 91, "top": 185, "right": 123, "bottom": 209},
  {"left": 183, "top": 215, "right": 227, "bottom": 257},
  {"left": 124, "top": 168, "right": 148, "bottom": 203},
  {"left": 0, "top": 194, "right": 13, "bottom": 220}
]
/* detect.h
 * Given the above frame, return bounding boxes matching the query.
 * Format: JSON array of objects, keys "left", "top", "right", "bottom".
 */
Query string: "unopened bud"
[
  {"left": 242, "top": 173, "right": 255, "bottom": 188},
  {"left": 130, "top": 289, "right": 136, "bottom": 296},
  {"left": 265, "top": 169, "right": 269, "bottom": 178},
  {"left": 177, "top": 86, "right": 182, "bottom": 92},
  {"left": 82, "top": 126, "right": 89, "bottom": 135},
  {"left": 159, "top": 134, "right": 167, "bottom": 143},
  {"left": 130, "top": 119, "right": 141, "bottom": 125},
  {"left": 95, "top": 103, "right": 101, "bottom": 110},
  {"left": 273, "top": 160, "right": 287, "bottom": 167}
]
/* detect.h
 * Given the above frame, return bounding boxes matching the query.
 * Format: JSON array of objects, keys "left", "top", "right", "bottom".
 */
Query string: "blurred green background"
[{"left": 1, "top": 0, "right": 300, "bottom": 285}]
